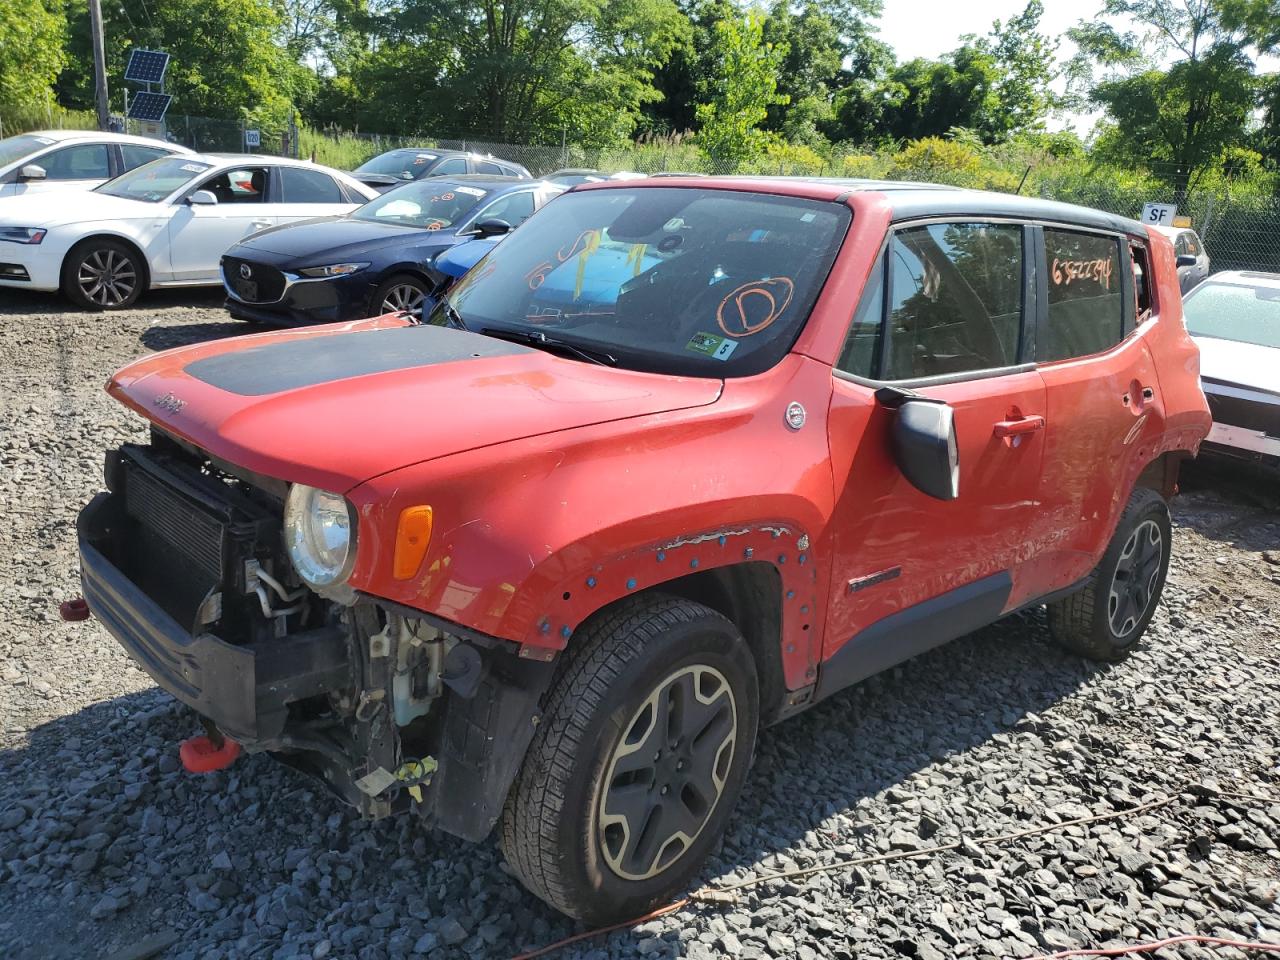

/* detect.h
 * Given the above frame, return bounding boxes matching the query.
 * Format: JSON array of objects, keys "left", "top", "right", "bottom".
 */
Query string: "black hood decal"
[{"left": 184, "top": 326, "right": 531, "bottom": 397}]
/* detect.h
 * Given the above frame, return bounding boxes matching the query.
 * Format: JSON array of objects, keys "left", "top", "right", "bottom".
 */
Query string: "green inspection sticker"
[{"left": 686, "top": 332, "right": 739, "bottom": 361}]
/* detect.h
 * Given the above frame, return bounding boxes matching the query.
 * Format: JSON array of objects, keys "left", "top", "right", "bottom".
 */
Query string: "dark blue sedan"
[{"left": 220, "top": 175, "right": 563, "bottom": 325}]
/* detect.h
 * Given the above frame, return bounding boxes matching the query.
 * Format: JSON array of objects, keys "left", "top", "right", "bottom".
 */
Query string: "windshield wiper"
[
  {"left": 425, "top": 298, "right": 468, "bottom": 330},
  {"left": 480, "top": 326, "right": 617, "bottom": 366}
]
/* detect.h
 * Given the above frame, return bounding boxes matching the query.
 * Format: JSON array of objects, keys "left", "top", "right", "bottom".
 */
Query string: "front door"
[
  {"left": 167, "top": 166, "right": 276, "bottom": 281},
  {"left": 824, "top": 220, "right": 1046, "bottom": 684}
]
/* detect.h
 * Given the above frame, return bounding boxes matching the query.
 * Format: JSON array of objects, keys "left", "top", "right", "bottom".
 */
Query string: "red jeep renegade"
[{"left": 77, "top": 178, "right": 1210, "bottom": 921}]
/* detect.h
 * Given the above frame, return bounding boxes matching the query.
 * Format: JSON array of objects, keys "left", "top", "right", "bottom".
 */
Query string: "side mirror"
[
  {"left": 890, "top": 398, "right": 960, "bottom": 500},
  {"left": 1175, "top": 254, "right": 1197, "bottom": 268},
  {"left": 188, "top": 190, "right": 218, "bottom": 206},
  {"left": 19, "top": 164, "right": 46, "bottom": 182},
  {"left": 473, "top": 218, "right": 511, "bottom": 239}
]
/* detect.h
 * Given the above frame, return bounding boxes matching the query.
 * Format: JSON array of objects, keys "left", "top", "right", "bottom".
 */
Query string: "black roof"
[{"left": 880, "top": 187, "right": 1146, "bottom": 236}]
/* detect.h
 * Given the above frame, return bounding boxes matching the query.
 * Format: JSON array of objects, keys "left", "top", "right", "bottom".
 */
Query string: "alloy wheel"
[
  {"left": 1108, "top": 518, "right": 1163, "bottom": 637},
  {"left": 598, "top": 664, "right": 737, "bottom": 881},
  {"left": 77, "top": 248, "right": 136, "bottom": 307},
  {"left": 381, "top": 283, "right": 425, "bottom": 314}
]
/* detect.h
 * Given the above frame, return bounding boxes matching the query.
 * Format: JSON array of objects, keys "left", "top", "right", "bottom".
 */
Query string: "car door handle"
[{"left": 993, "top": 415, "right": 1045, "bottom": 438}]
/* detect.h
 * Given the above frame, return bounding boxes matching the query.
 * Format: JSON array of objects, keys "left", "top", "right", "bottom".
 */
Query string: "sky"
[{"left": 873, "top": 0, "right": 1278, "bottom": 135}]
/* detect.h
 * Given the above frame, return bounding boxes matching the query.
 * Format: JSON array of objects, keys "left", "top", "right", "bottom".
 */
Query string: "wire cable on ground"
[
  {"left": 1025, "top": 934, "right": 1280, "bottom": 959},
  {"left": 509, "top": 781, "right": 1280, "bottom": 960}
]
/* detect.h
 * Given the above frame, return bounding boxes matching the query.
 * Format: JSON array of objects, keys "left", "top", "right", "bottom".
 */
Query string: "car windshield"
[
  {"left": 0, "top": 133, "right": 56, "bottom": 168},
  {"left": 96, "top": 157, "right": 214, "bottom": 202},
  {"left": 351, "top": 182, "right": 487, "bottom": 229},
  {"left": 1183, "top": 282, "right": 1280, "bottom": 349},
  {"left": 355, "top": 150, "right": 439, "bottom": 181},
  {"left": 428, "top": 187, "right": 850, "bottom": 376}
]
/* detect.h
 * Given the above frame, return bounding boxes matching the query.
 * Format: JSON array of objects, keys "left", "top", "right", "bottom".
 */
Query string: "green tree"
[
  {"left": 1070, "top": 0, "right": 1270, "bottom": 193},
  {"left": 59, "top": 0, "right": 301, "bottom": 127},
  {"left": 694, "top": 9, "right": 788, "bottom": 167},
  {"left": 0, "top": 0, "right": 66, "bottom": 121},
  {"left": 967, "top": 0, "right": 1060, "bottom": 138}
]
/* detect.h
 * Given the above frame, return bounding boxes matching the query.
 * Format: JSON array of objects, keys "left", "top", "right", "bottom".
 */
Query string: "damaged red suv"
[{"left": 77, "top": 178, "right": 1210, "bottom": 922}]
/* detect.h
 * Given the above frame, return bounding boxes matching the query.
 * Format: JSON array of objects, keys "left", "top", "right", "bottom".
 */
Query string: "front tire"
[
  {"left": 501, "top": 596, "right": 759, "bottom": 923},
  {"left": 62, "top": 239, "right": 144, "bottom": 310},
  {"left": 1048, "top": 487, "right": 1172, "bottom": 661},
  {"left": 371, "top": 274, "right": 428, "bottom": 317}
]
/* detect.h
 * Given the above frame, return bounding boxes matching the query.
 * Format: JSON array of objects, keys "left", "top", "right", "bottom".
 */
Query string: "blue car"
[{"left": 221, "top": 175, "right": 563, "bottom": 325}]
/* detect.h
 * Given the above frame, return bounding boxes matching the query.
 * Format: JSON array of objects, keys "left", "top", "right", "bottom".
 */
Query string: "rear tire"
[
  {"left": 62, "top": 239, "right": 145, "bottom": 310},
  {"left": 1048, "top": 487, "right": 1171, "bottom": 662},
  {"left": 500, "top": 595, "right": 759, "bottom": 924}
]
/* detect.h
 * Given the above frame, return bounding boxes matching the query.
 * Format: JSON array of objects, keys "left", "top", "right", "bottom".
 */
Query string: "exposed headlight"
[
  {"left": 284, "top": 484, "right": 356, "bottom": 588},
  {"left": 0, "top": 227, "right": 46, "bottom": 245},
  {"left": 298, "top": 262, "right": 370, "bottom": 278}
]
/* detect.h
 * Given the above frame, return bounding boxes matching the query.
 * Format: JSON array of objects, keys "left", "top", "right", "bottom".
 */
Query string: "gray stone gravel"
[{"left": 2, "top": 289, "right": 1279, "bottom": 959}]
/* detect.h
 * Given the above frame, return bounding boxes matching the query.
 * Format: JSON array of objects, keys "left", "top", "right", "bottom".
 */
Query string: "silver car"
[
  {"left": 1155, "top": 225, "right": 1210, "bottom": 293},
  {"left": 1182, "top": 270, "right": 1280, "bottom": 465}
]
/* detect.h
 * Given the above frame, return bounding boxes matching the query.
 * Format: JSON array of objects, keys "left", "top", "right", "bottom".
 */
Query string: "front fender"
[{"left": 345, "top": 354, "right": 839, "bottom": 689}]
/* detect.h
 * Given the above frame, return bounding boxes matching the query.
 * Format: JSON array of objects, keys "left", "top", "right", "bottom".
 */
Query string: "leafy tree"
[
  {"left": 694, "top": 9, "right": 788, "bottom": 167},
  {"left": 1070, "top": 0, "right": 1270, "bottom": 193},
  {"left": 0, "top": 0, "right": 66, "bottom": 120},
  {"left": 58, "top": 0, "right": 301, "bottom": 127},
  {"left": 967, "top": 0, "right": 1061, "bottom": 137}
]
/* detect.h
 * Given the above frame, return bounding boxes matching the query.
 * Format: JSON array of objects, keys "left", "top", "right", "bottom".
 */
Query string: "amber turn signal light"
[{"left": 393, "top": 505, "right": 434, "bottom": 580}]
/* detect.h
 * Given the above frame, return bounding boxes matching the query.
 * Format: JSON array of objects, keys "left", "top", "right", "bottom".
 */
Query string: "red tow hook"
[
  {"left": 59, "top": 598, "right": 90, "bottom": 622},
  {"left": 179, "top": 725, "right": 241, "bottom": 773}
]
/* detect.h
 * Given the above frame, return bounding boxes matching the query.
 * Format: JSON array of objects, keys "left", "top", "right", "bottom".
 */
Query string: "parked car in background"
[
  {"left": 1154, "top": 224, "right": 1210, "bottom": 293},
  {"left": 0, "top": 130, "right": 192, "bottom": 198},
  {"left": 544, "top": 168, "right": 645, "bottom": 185},
  {"left": 76, "top": 179, "right": 1208, "bottom": 924},
  {"left": 221, "top": 175, "right": 563, "bottom": 324},
  {"left": 352, "top": 148, "right": 530, "bottom": 191},
  {"left": 0, "top": 153, "right": 376, "bottom": 309},
  {"left": 1182, "top": 270, "right": 1280, "bottom": 466}
]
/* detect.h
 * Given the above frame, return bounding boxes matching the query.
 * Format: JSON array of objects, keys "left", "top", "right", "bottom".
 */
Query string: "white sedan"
[
  {"left": 0, "top": 130, "right": 192, "bottom": 198},
  {"left": 0, "top": 153, "right": 378, "bottom": 309}
]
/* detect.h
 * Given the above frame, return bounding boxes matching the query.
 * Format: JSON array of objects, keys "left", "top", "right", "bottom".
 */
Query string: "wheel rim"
[
  {"left": 77, "top": 248, "right": 136, "bottom": 306},
  {"left": 381, "top": 283, "right": 425, "bottom": 314},
  {"left": 1108, "top": 518, "right": 1163, "bottom": 638},
  {"left": 598, "top": 664, "right": 737, "bottom": 881}
]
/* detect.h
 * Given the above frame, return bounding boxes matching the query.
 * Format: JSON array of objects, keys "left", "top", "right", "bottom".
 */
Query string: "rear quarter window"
[{"left": 1041, "top": 229, "right": 1123, "bottom": 361}]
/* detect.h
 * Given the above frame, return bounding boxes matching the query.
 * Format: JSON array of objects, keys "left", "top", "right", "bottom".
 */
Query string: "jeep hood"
[{"left": 108, "top": 317, "right": 723, "bottom": 492}]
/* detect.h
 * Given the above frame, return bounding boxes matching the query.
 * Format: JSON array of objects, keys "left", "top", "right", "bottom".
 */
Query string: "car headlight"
[
  {"left": 284, "top": 484, "right": 356, "bottom": 588},
  {"left": 0, "top": 227, "right": 46, "bottom": 245},
  {"left": 298, "top": 262, "right": 369, "bottom": 278}
]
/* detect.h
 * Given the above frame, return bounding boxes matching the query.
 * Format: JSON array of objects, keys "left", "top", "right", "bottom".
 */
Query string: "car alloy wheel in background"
[
  {"left": 598, "top": 664, "right": 738, "bottom": 881},
  {"left": 63, "top": 240, "right": 144, "bottom": 310},
  {"left": 378, "top": 280, "right": 427, "bottom": 315}
]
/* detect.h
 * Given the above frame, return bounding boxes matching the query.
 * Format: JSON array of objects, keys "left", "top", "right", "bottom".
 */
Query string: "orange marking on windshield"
[{"left": 717, "top": 277, "right": 794, "bottom": 337}]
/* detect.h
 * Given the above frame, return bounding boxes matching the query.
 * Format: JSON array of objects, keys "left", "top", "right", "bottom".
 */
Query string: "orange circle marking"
[{"left": 717, "top": 277, "right": 794, "bottom": 337}]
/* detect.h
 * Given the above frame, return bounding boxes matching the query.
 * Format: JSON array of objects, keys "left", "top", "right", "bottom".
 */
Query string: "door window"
[
  {"left": 120, "top": 144, "right": 171, "bottom": 172},
  {"left": 1042, "top": 228, "right": 1123, "bottom": 361},
  {"left": 200, "top": 168, "right": 268, "bottom": 203},
  {"left": 280, "top": 166, "right": 344, "bottom": 203},
  {"left": 836, "top": 251, "right": 886, "bottom": 378},
  {"left": 1183, "top": 232, "right": 1200, "bottom": 256},
  {"left": 41, "top": 143, "right": 110, "bottom": 180},
  {"left": 883, "top": 222, "right": 1023, "bottom": 380},
  {"left": 473, "top": 191, "right": 535, "bottom": 227},
  {"left": 432, "top": 157, "right": 468, "bottom": 175},
  {"left": 475, "top": 160, "right": 504, "bottom": 175}
]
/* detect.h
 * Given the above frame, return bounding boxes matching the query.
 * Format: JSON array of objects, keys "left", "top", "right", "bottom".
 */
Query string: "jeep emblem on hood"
[{"left": 154, "top": 392, "right": 186, "bottom": 413}]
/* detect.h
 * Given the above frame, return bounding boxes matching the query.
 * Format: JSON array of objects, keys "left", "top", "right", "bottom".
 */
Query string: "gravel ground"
[{"left": 1, "top": 289, "right": 1279, "bottom": 960}]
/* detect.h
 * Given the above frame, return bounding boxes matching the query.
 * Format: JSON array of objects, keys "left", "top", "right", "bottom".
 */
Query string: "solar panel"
[
  {"left": 124, "top": 49, "right": 170, "bottom": 84},
  {"left": 127, "top": 92, "right": 172, "bottom": 122}
]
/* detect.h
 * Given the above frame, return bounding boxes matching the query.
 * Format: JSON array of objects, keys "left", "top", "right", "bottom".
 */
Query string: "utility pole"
[{"left": 89, "top": 0, "right": 110, "bottom": 130}]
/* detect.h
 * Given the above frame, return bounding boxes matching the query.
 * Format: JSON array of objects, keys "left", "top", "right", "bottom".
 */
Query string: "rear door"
[
  {"left": 1016, "top": 226, "right": 1166, "bottom": 599},
  {"left": 272, "top": 165, "right": 360, "bottom": 224},
  {"left": 824, "top": 219, "right": 1047, "bottom": 680}
]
